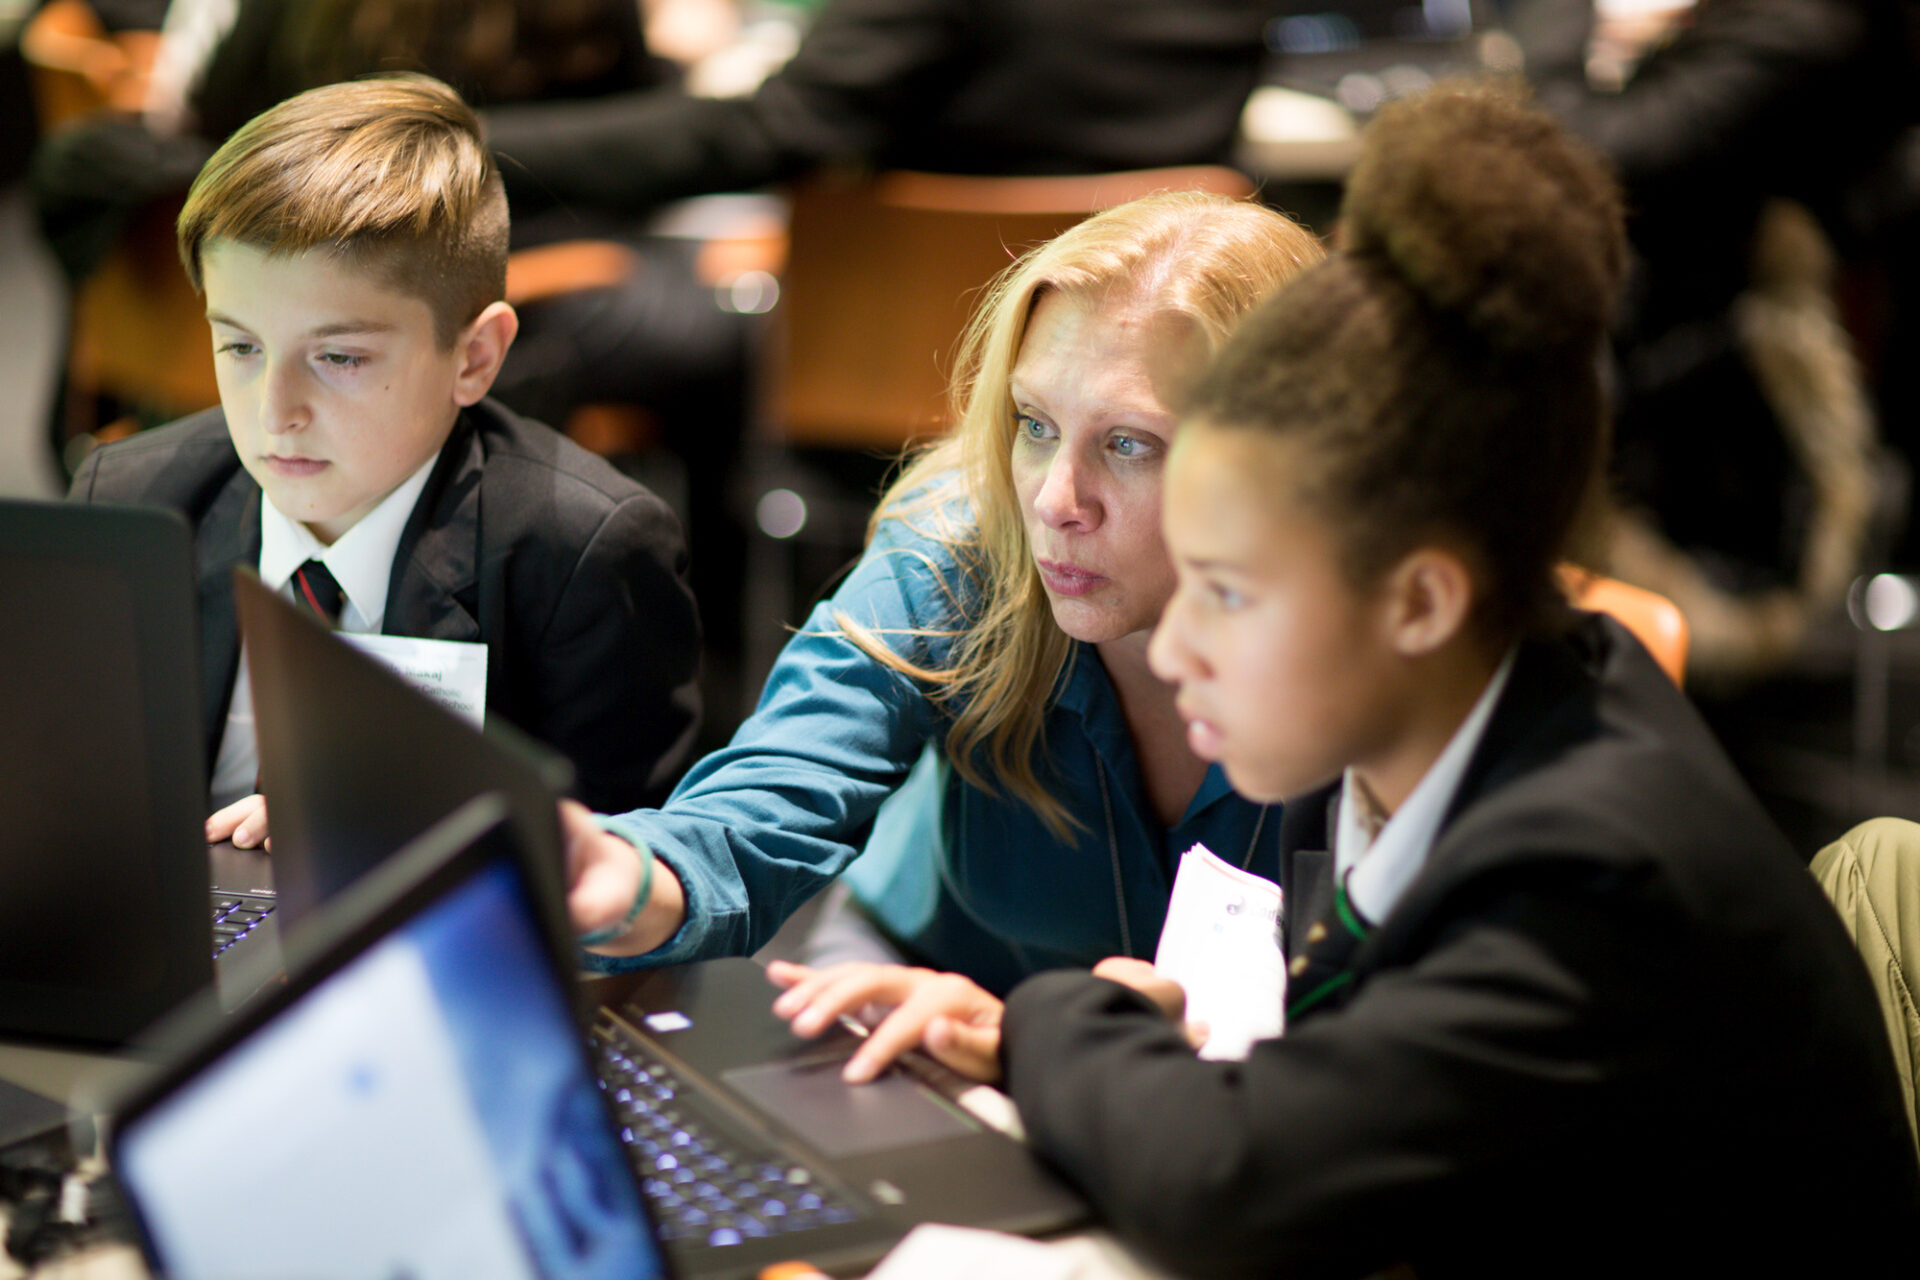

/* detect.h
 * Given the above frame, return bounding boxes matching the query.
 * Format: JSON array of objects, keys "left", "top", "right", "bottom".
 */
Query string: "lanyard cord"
[
  {"left": 1095, "top": 762, "right": 1134, "bottom": 960},
  {"left": 1241, "top": 803, "right": 1269, "bottom": 869}
]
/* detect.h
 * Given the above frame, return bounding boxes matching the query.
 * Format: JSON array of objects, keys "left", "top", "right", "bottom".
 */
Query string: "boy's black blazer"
[
  {"left": 1002, "top": 614, "right": 1920, "bottom": 1278},
  {"left": 68, "top": 398, "right": 701, "bottom": 812}
]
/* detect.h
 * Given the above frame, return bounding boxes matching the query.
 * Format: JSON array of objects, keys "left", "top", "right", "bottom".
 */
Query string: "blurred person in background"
[
  {"left": 482, "top": 0, "right": 1275, "bottom": 216},
  {"left": 1512, "top": 0, "right": 1919, "bottom": 683}
]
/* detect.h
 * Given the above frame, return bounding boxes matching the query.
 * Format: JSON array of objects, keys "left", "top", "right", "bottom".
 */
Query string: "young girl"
[{"left": 996, "top": 86, "right": 1920, "bottom": 1277}]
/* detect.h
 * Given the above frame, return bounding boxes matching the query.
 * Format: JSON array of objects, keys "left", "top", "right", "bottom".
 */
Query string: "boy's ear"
[
  {"left": 1380, "top": 546, "right": 1474, "bottom": 658},
  {"left": 451, "top": 301, "right": 519, "bottom": 407}
]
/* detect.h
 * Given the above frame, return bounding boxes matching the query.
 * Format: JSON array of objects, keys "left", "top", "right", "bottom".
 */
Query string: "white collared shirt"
[
  {"left": 1334, "top": 649, "right": 1518, "bottom": 926},
  {"left": 208, "top": 458, "right": 439, "bottom": 809}
]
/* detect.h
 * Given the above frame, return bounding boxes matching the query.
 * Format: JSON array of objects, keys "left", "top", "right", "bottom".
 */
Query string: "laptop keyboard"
[
  {"left": 591, "top": 1021, "right": 866, "bottom": 1249},
  {"left": 209, "top": 892, "right": 276, "bottom": 958}
]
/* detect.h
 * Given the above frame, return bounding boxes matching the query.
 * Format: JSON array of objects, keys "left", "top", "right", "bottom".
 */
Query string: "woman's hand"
[
  {"left": 1092, "top": 956, "right": 1209, "bottom": 1051},
  {"left": 207, "top": 794, "right": 271, "bottom": 850},
  {"left": 766, "top": 960, "right": 1005, "bottom": 1085},
  {"left": 561, "top": 799, "right": 686, "bottom": 956}
]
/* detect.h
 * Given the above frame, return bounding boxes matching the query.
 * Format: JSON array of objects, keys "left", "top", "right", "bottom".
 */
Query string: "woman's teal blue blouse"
[{"left": 597, "top": 506, "right": 1283, "bottom": 994}]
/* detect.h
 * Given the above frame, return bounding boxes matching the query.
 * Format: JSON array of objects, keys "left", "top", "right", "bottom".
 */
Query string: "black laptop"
[
  {"left": 585, "top": 958, "right": 1089, "bottom": 1277},
  {"left": 0, "top": 499, "right": 338, "bottom": 1053},
  {"left": 108, "top": 792, "right": 674, "bottom": 1280},
  {"left": 0, "top": 499, "right": 216, "bottom": 1047},
  {"left": 234, "top": 565, "right": 1089, "bottom": 1279}
]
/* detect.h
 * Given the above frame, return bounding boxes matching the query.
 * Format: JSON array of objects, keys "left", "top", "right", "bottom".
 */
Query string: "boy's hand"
[
  {"left": 767, "top": 960, "right": 1004, "bottom": 1085},
  {"left": 207, "top": 794, "right": 272, "bottom": 850},
  {"left": 561, "top": 799, "right": 685, "bottom": 956},
  {"left": 1091, "top": 957, "right": 1209, "bottom": 1051}
]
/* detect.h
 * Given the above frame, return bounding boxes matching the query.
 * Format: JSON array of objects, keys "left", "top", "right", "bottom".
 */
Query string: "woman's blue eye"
[
  {"left": 1016, "top": 414, "right": 1053, "bottom": 440},
  {"left": 1110, "top": 432, "right": 1162, "bottom": 460}
]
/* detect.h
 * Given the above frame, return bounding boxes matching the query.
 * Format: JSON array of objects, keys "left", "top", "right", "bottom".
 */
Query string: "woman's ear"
[
  {"left": 452, "top": 301, "right": 520, "bottom": 407},
  {"left": 1380, "top": 546, "right": 1475, "bottom": 657}
]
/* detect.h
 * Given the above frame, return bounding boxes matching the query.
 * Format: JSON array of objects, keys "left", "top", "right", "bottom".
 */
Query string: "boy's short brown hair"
[{"left": 178, "top": 73, "right": 509, "bottom": 347}]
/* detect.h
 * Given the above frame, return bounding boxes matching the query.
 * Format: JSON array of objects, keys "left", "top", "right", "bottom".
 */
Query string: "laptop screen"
[{"left": 113, "top": 833, "right": 669, "bottom": 1280}]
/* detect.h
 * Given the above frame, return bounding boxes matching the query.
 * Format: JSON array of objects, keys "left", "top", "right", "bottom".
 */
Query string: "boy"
[{"left": 70, "top": 73, "right": 701, "bottom": 827}]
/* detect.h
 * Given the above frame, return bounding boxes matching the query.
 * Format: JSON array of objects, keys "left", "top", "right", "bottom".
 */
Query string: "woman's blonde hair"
[{"left": 839, "top": 190, "right": 1324, "bottom": 837}]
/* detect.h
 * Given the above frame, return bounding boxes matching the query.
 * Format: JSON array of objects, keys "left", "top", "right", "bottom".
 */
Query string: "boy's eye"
[
  {"left": 318, "top": 352, "right": 368, "bottom": 368},
  {"left": 215, "top": 340, "right": 258, "bottom": 358}
]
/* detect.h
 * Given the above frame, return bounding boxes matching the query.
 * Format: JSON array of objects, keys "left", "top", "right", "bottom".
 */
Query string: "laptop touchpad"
[{"left": 723, "top": 1058, "right": 974, "bottom": 1158}]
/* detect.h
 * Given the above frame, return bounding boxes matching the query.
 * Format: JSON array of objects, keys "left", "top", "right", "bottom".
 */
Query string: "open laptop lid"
[
  {"left": 108, "top": 793, "right": 675, "bottom": 1280},
  {"left": 0, "top": 499, "right": 211, "bottom": 1046},
  {"left": 596, "top": 958, "right": 1089, "bottom": 1279},
  {"left": 233, "top": 566, "right": 575, "bottom": 953}
]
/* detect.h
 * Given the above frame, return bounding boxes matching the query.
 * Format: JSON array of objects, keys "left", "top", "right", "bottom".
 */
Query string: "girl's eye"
[{"left": 215, "top": 341, "right": 258, "bottom": 358}]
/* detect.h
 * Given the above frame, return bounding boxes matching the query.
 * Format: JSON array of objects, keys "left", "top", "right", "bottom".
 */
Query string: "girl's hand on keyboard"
[
  {"left": 766, "top": 960, "right": 1005, "bottom": 1085},
  {"left": 207, "top": 793, "right": 272, "bottom": 850}
]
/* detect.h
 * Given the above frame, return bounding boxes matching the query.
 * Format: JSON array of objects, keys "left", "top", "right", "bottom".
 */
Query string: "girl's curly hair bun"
[{"left": 1340, "top": 81, "right": 1626, "bottom": 353}]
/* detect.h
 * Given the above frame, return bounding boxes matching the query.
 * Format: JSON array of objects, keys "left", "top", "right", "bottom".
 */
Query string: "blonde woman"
[{"left": 565, "top": 191, "right": 1323, "bottom": 1068}]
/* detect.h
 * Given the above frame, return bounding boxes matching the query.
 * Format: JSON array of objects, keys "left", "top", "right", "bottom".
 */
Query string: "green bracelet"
[{"left": 578, "top": 829, "right": 655, "bottom": 948}]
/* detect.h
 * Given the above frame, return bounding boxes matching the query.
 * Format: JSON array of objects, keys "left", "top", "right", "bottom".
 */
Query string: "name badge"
[
  {"left": 1153, "top": 842, "right": 1286, "bottom": 1059},
  {"left": 342, "top": 634, "right": 488, "bottom": 726}
]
